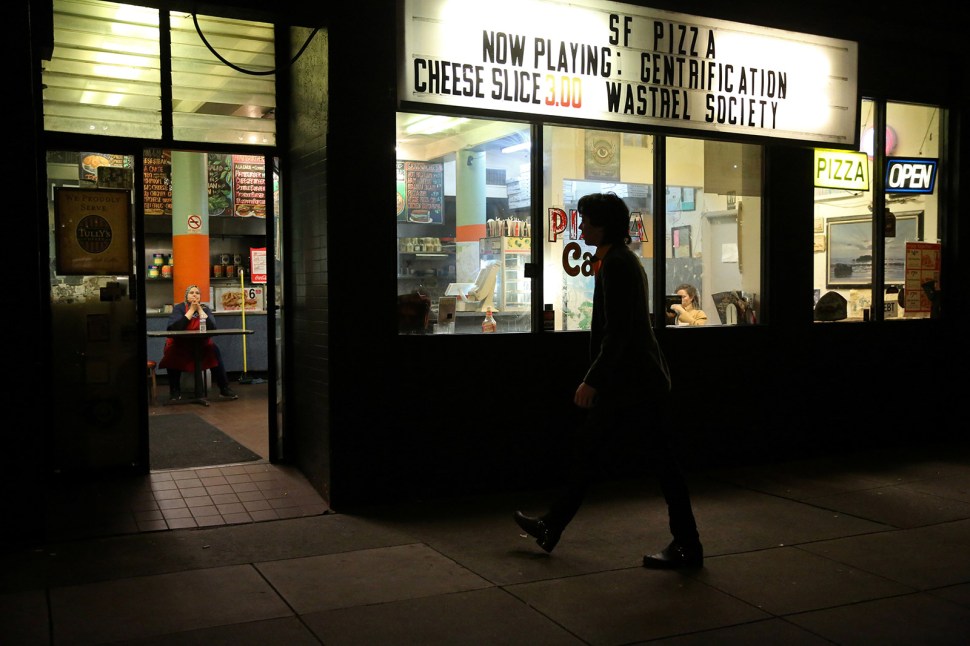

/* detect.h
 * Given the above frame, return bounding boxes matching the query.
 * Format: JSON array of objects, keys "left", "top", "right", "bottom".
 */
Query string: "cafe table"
[{"left": 147, "top": 328, "right": 254, "bottom": 406}]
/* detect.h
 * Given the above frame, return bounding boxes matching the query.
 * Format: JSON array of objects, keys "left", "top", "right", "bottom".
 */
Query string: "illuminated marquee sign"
[
  {"left": 885, "top": 158, "right": 937, "bottom": 194},
  {"left": 401, "top": 0, "right": 858, "bottom": 145},
  {"left": 814, "top": 148, "right": 869, "bottom": 191}
]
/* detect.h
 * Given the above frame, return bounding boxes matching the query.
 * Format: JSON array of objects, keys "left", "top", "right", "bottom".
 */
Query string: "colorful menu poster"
[
  {"left": 395, "top": 161, "right": 407, "bottom": 222},
  {"left": 79, "top": 152, "right": 126, "bottom": 184},
  {"left": 403, "top": 160, "right": 444, "bottom": 224},
  {"left": 207, "top": 153, "right": 233, "bottom": 216},
  {"left": 143, "top": 149, "right": 172, "bottom": 216},
  {"left": 231, "top": 154, "right": 266, "bottom": 217},
  {"left": 903, "top": 241, "right": 941, "bottom": 316}
]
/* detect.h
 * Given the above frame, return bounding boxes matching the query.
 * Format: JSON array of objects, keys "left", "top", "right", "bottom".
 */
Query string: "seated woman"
[
  {"left": 159, "top": 284, "right": 237, "bottom": 400},
  {"left": 668, "top": 283, "right": 708, "bottom": 326}
]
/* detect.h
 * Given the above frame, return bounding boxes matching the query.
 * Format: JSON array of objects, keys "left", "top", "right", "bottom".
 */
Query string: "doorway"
[
  {"left": 702, "top": 209, "right": 743, "bottom": 321},
  {"left": 45, "top": 149, "right": 278, "bottom": 474},
  {"left": 144, "top": 149, "right": 275, "bottom": 471}
]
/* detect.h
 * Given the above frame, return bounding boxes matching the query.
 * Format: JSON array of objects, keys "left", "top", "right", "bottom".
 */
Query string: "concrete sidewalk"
[{"left": 3, "top": 440, "right": 970, "bottom": 645}]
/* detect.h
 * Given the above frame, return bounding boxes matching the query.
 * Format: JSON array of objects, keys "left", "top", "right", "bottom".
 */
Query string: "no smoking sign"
[{"left": 187, "top": 214, "right": 203, "bottom": 231}]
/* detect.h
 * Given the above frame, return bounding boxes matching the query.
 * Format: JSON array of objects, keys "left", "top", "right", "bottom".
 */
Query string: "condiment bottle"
[{"left": 482, "top": 308, "right": 497, "bottom": 333}]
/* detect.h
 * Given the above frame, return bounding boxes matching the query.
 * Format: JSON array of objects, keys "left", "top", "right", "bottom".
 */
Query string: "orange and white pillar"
[{"left": 170, "top": 151, "right": 210, "bottom": 305}]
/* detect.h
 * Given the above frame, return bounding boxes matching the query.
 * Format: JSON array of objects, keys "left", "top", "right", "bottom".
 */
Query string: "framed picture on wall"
[{"left": 826, "top": 210, "right": 923, "bottom": 287}]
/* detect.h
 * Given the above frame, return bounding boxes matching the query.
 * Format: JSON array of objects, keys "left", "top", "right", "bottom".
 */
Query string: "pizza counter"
[{"left": 146, "top": 311, "right": 269, "bottom": 374}]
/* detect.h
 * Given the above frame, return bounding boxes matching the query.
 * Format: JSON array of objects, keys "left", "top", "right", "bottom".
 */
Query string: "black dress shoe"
[
  {"left": 513, "top": 511, "right": 562, "bottom": 553},
  {"left": 642, "top": 540, "right": 703, "bottom": 569}
]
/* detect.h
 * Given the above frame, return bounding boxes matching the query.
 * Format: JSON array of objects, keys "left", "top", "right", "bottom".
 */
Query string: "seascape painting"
[{"left": 826, "top": 211, "right": 923, "bottom": 287}]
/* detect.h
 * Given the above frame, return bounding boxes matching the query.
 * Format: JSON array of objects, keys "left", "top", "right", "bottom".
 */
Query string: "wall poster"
[
  {"left": 398, "top": 160, "right": 444, "bottom": 224},
  {"left": 143, "top": 148, "right": 172, "bottom": 216},
  {"left": 584, "top": 131, "right": 620, "bottom": 181},
  {"left": 231, "top": 154, "right": 267, "bottom": 217},
  {"left": 903, "top": 241, "right": 940, "bottom": 316},
  {"left": 207, "top": 153, "right": 233, "bottom": 216},
  {"left": 55, "top": 187, "right": 132, "bottom": 276},
  {"left": 671, "top": 225, "right": 692, "bottom": 259}
]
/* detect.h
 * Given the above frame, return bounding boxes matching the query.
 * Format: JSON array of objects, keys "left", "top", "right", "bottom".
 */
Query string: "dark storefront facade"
[{"left": 9, "top": 0, "right": 966, "bottom": 547}]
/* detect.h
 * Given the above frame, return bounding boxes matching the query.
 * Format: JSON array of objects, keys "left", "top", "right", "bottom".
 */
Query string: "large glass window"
[
  {"left": 539, "top": 128, "right": 762, "bottom": 331},
  {"left": 541, "top": 127, "right": 655, "bottom": 331},
  {"left": 396, "top": 113, "right": 531, "bottom": 334},
  {"left": 169, "top": 12, "right": 277, "bottom": 145},
  {"left": 43, "top": 0, "right": 162, "bottom": 138},
  {"left": 813, "top": 99, "right": 941, "bottom": 321},
  {"left": 42, "top": 0, "right": 277, "bottom": 146},
  {"left": 396, "top": 118, "right": 766, "bottom": 335},
  {"left": 665, "top": 139, "right": 762, "bottom": 327}
]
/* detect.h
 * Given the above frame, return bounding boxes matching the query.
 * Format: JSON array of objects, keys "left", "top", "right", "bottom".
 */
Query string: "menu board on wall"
[
  {"left": 143, "top": 149, "right": 172, "bottom": 216},
  {"left": 207, "top": 153, "right": 233, "bottom": 216},
  {"left": 395, "top": 162, "right": 407, "bottom": 222},
  {"left": 231, "top": 154, "right": 266, "bottom": 217},
  {"left": 401, "top": 160, "right": 444, "bottom": 224}
]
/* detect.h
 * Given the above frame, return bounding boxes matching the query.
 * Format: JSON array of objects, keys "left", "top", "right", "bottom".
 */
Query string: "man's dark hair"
[{"left": 577, "top": 192, "right": 631, "bottom": 244}]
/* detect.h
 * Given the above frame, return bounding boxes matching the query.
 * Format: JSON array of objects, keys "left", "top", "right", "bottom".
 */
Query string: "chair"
[
  {"left": 147, "top": 360, "right": 157, "bottom": 406},
  {"left": 445, "top": 261, "right": 499, "bottom": 312}
]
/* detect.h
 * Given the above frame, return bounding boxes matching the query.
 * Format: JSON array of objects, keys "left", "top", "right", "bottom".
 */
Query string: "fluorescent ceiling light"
[
  {"left": 404, "top": 115, "right": 467, "bottom": 135},
  {"left": 501, "top": 142, "right": 531, "bottom": 154}
]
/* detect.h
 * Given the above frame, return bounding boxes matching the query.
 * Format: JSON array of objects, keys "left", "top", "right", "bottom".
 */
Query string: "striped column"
[{"left": 170, "top": 151, "right": 210, "bottom": 305}]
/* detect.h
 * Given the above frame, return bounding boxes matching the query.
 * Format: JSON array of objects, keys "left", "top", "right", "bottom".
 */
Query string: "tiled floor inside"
[{"left": 46, "top": 380, "right": 330, "bottom": 541}]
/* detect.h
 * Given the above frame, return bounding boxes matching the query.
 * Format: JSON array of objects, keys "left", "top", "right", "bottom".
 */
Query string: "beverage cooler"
[{"left": 480, "top": 235, "right": 531, "bottom": 312}]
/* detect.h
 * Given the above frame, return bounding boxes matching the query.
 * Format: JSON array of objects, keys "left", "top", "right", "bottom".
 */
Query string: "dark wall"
[
  {"left": 6, "top": 0, "right": 48, "bottom": 549},
  {"left": 323, "top": 6, "right": 401, "bottom": 506},
  {"left": 285, "top": 25, "right": 332, "bottom": 499}
]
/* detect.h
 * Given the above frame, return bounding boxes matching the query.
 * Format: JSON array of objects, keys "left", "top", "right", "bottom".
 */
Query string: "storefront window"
[
  {"left": 42, "top": 0, "right": 278, "bottom": 146},
  {"left": 665, "top": 139, "right": 762, "bottom": 327},
  {"left": 539, "top": 128, "right": 762, "bottom": 331},
  {"left": 884, "top": 101, "right": 940, "bottom": 320},
  {"left": 813, "top": 99, "right": 940, "bottom": 321},
  {"left": 396, "top": 113, "right": 532, "bottom": 334},
  {"left": 43, "top": 0, "right": 161, "bottom": 138},
  {"left": 541, "top": 126, "right": 654, "bottom": 331}
]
